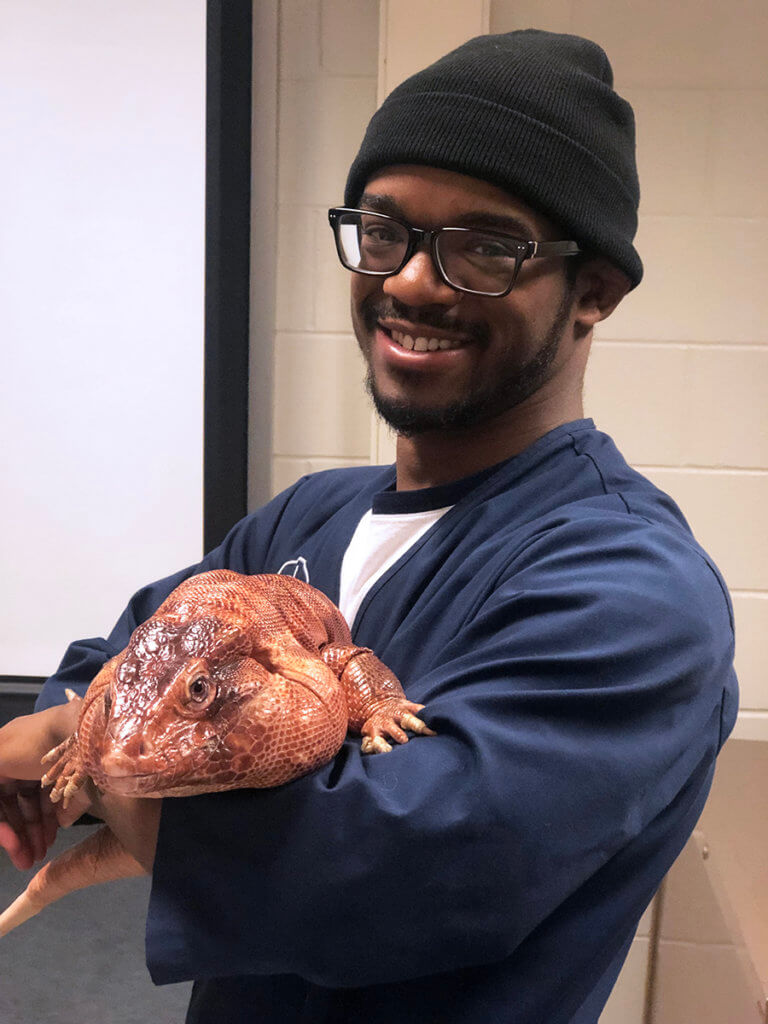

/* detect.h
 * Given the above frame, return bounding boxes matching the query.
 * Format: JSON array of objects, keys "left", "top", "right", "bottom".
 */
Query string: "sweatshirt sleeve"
[{"left": 145, "top": 514, "right": 738, "bottom": 988}]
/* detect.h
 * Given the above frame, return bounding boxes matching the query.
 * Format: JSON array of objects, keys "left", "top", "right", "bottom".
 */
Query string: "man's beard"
[{"left": 362, "top": 291, "right": 575, "bottom": 438}]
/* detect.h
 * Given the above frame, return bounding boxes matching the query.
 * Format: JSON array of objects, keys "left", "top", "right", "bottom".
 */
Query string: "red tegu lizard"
[{"left": 0, "top": 570, "right": 434, "bottom": 936}]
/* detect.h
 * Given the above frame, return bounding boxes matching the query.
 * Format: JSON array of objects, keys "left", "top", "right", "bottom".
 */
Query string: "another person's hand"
[
  {"left": 0, "top": 779, "right": 60, "bottom": 870},
  {"left": 0, "top": 700, "right": 85, "bottom": 869},
  {"left": 0, "top": 699, "right": 159, "bottom": 875}
]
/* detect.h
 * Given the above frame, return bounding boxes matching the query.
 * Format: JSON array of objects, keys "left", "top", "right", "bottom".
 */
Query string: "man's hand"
[
  {"left": 0, "top": 701, "right": 81, "bottom": 780},
  {"left": 0, "top": 780, "right": 60, "bottom": 870},
  {"left": 0, "top": 700, "right": 159, "bottom": 875},
  {"left": 0, "top": 701, "right": 84, "bottom": 869}
]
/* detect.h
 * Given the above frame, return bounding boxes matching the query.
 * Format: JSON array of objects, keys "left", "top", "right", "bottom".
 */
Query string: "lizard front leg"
[
  {"left": 321, "top": 644, "right": 435, "bottom": 754},
  {"left": 41, "top": 667, "right": 114, "bottom": 807}
]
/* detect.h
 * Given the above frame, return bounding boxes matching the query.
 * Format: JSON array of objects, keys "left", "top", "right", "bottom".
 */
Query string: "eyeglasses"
[{"left": 328, "top": 207, "right": 581, "bottom": 298}]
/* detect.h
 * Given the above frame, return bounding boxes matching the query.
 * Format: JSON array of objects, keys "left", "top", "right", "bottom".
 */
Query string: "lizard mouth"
[{"left": 96, "top": 735, "right": 221, "bottom": 794}]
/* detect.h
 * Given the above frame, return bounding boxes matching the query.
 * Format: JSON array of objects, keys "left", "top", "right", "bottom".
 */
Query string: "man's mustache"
[{"left": 360, "top": 296, "right": 490, "bottom": 345}]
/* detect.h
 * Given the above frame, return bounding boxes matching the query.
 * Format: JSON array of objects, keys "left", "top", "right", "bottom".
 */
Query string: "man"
[{"left": 0, "top": 30, "right": 737, "bottom": 1024}]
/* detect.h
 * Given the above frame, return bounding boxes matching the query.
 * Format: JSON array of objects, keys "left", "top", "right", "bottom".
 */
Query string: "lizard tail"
[{"left": 0, "top": 825, "right": 145, "bottom": 937}]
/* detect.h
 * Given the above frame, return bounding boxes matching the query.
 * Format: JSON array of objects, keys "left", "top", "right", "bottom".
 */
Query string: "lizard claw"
[
  {"left": 359, "top": 700, "right": 436, "bottom": 755},
  {"left": 398, "top": 712, "right": 437, "bottom": 737},
  {"left": 361, "top": 735, "right": 393, "bottom": 755},
  {"left": 60, "top": 772, "right": 88, "bottom": 807},
  {"left": 46, "top": 769, "right": 87, "bottom": 808},
  {"left": 40, "top": 738, "right": 71, "bottom": 768},
  {"left": 40, "top": 736, "right": 86, "bottom": 808}
]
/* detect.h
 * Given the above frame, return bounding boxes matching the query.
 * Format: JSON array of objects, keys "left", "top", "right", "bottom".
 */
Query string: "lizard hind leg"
[
  {"left": 0, "top": 826, "right": 145, "bottom": 937},
  {"left": 321, "top": 645, "right": 436, "bottom": 755}
]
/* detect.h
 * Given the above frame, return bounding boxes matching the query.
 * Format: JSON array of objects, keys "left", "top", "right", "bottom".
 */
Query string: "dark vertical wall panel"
[
  {"left": 204, "top": 0, "right": 252, "bottom": 552},
  {"left": 247, "top": 2, "right": 278, "bottom": 512}
]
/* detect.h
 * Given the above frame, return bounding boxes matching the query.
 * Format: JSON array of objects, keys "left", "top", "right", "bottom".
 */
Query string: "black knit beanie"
[{"left": 345, "top": 29, "right": 642, "bottom": 287}]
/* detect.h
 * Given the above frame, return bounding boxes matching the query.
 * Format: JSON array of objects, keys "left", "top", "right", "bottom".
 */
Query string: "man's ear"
[{"left": 572, "top": 259, "right": 632, "bottom": 331}]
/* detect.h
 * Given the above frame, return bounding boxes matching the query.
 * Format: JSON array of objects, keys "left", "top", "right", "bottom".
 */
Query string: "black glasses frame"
[{"left": 328, "top": 207, "right": 582, "bottom": 297}]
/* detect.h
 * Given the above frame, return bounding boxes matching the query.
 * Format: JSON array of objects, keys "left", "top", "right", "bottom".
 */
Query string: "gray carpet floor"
[{"left": 0, "top": 823, "right": 192, "bottom": 1024}]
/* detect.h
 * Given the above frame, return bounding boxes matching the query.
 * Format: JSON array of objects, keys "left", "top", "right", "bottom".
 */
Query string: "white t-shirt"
[{"left": 338, "top": 505, "right": 453, "bottom": 627}]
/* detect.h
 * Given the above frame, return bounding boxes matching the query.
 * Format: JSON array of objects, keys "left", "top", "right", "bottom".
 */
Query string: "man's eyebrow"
[
  {"left": 358, "top": 193, "right": 403, "bottom": 217},
  {"left": 356, "top": 193, "right": 537, "bottom": 237},
  {"left": 452, "top": 211, "right": 536, "bottom": 237}
]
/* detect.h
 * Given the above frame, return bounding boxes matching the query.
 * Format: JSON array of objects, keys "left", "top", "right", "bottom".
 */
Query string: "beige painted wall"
[
  {"left": 652, "top": 741, "right": 768, "bottom": 1024},
  {"left": 270, "top": 0, "right": 378, "bottom": 495}
]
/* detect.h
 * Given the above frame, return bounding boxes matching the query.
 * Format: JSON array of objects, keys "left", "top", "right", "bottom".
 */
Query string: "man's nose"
[{"left": 382, "top": 250, "right": 461, "bottom": 307}]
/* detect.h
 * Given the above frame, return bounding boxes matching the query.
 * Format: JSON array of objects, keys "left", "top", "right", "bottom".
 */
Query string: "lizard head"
[{"left": 85, "top": 613, "right": 280, "bottom": 796}]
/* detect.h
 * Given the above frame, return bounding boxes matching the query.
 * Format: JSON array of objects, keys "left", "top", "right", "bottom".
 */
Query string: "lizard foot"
[
  {"left": 360, "top": 701, "right": 436, "bottom": 755},
  {"left": 40, "top": 737, "right": 88, "bottom": 808}
]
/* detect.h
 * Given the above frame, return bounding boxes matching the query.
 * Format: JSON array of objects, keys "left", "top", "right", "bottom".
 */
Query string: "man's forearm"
[{"left": 0, "top": 702, "right": 80, "bottom": 781}]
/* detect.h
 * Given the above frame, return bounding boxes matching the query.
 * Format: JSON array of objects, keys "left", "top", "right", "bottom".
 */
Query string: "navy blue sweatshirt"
[{"left": 37, "top": 421, "right": 738, "bottom": 1023}]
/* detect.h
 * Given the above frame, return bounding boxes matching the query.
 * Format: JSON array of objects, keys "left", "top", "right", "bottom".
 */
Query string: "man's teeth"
[{"left": 390, "top": 329, "right": 462, "bottom": 352}]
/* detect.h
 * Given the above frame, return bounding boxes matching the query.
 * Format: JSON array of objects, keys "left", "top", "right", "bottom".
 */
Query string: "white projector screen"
[{"left": 0, "top": 1, "right": 206, "bottom": 677}]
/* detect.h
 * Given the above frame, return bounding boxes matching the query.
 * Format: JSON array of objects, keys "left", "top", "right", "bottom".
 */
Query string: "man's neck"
[{"left": 394, "top": 391, "right": 584, "bottom": 491}]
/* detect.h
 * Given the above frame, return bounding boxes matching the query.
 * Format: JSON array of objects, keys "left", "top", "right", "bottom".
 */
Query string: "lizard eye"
[
  {"left": 187, "top": 676, "right": 211, "bottom": 703},
  {"left": 175, "top": 661, "right": 218, "bottom": 714}
]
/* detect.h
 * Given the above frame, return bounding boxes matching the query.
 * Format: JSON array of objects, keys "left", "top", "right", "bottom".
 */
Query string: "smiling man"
[
  {"left": 1, "top": 29, "right": 737, "bottom": 1024},
  {"left": 337, "top": 164, "right": 627, "bottom": 484}
]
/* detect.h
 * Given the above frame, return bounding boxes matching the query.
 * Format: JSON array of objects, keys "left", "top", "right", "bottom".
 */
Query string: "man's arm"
[
  {"left": 0, "top": 700, "right": 161, "bottom": 875},
  {"left": 0, "top": 562, "right": 197, "bottom": 872},
  {"left": 0, "top": 701, "right": 81, "bottom": 868},
  {"left": 145, "top": 517, "right": 737, "bottom": 989}
]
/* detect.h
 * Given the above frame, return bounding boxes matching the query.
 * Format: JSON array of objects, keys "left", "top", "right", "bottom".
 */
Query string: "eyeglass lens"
[{"left": 335, "top": 212, "right": 527, "bottom": 295}]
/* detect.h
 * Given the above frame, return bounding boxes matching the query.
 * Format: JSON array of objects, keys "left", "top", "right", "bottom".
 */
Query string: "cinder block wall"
[
  {"left": 490, "top": 1, "right": 768, "bottom": 746},
  {"left": 542, "top": 0, "right": 767, "bottom": 744},
  {"left": 270, "top": 0, "right": 379, "bottom": 495}
]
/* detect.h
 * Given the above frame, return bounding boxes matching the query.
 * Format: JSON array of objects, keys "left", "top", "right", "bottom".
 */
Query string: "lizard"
[{"left": 0, "top": 570, "right": 434, "bottom": 936}]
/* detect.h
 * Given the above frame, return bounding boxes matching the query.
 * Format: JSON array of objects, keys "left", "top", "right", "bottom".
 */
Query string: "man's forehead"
[{"left": 359, "top": 164, "right": 562, "bottom": 238}]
